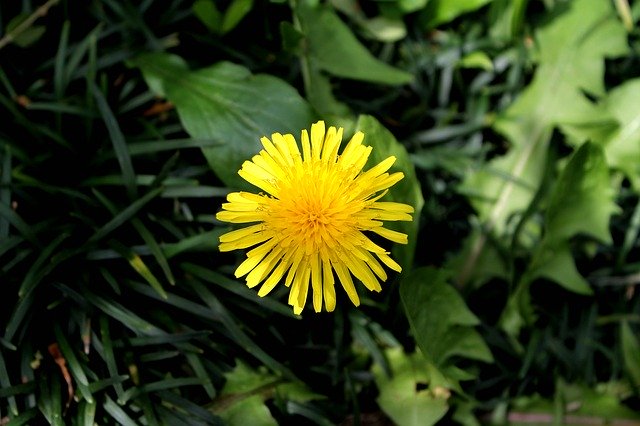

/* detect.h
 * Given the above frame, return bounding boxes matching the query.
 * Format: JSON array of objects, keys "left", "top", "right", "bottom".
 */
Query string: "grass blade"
[
  {"left": 86, "top": 186, "right": 162, "bottom": 244},
  {"left": 91, "top": 80, "right": 137, "bottom": 199}
]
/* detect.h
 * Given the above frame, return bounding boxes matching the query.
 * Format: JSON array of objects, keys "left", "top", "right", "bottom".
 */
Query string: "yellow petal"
[{"left": 370, "top": 227, "right": 408, "bottom": 244}]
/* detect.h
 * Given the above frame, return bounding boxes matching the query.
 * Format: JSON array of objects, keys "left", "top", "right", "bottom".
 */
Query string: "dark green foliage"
[{"left": 1, "top": 0, "right": 640, "bottom": 425}]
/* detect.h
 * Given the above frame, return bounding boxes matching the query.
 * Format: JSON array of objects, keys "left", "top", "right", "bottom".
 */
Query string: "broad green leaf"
[
  {"left": 594, "top": 79, "right": 640, "bottom": 190},
  {"left": 457, "top": 0, "right": 627, "bottom": 285},
  {"left": 525, "top": 244, "right": 592, "bottom": 295},
  {"left": 221, "top": 0, "right": 254, "bottom": 34},
  {"left": 130, "top": 52, "right": 315, "bottom": 189},
  {"left": 372, "top": 347, "right": 449, "bottom": 426},
  {"left": 305, "top": 66, "right": 354, "bottom": 125},
  {"left": 400, "top": 267, "right": 493, "bottom": 367},
  {"left": 219, "top": 395, "right": 277, "bottom": 426},
  {"left": 220, "top": 361, "right": 280, "bottom": 395},
  {"left": 543, "top": 143, "right": 617, "bottom": 247},
  {"left": 193, "top": 0, "right": 222, "bottom": 32},
  {"left": 296, "top": 2, "right": 413, "bottom": 85},
  {"left": 355, "top": 115, "right": 424, "bottom": 271},
  {"left": 527, "top": 143, "right": 617, "bottom": 293},
  {"left": 213, "top": 360, "right": 321, "bottom": 426},
  {"left": 422, "top": 0, "right": 493, "bottom": 28},
  {"left": 501, "top": 143, "right": 616, "bottom": 335},
  {"left": 621, "top": 321, "right": 640, "bottom": 388}
]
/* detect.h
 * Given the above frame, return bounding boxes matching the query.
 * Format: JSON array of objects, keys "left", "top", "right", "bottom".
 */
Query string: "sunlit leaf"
[
  {"left": 457, "top": 0, "right": 628, "bottom": 285},
  {"left": 372, "top": 347, "right": 449, "bottom": 426},
  {"left": 296, "top": 1, "right": 413, "bottom": 85},
  {"left": 212, "top": 360, "right": 321, "bottom": 426},
  {"left": 594, "top": 79, "right": 640, "bottom": 189},
  {"left": 421, "top": 0, "right": 493, "bottom": 28},
  {"left": 193, "top": 0, "right": 222, "bottom": 32}
]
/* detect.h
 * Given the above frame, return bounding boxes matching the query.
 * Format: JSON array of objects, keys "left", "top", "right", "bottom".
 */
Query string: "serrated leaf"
[
  {"left": 130, "top": 52, "right": 315, "bottom": 189},
  {"left": 545, "top": 143, "right": 617, "bottom": 245},
  {"left": 500, "top": 143, "right": 616, "bottom": 336},
  {"left": 296, "top": 2, "right": 413, "bottom": 85},
  {"left": 457, "top": 0, "right": 627, "bottom": 284},
  {"left": 400, "top": 267, "right": 493, "bottom": 367},
  {"left": 526, "top": 143, "right": 616, "bottom": 293},
  {"left": 525, "top": 244, "right": 592, "bottom": 295},
  {"left": 213, "top": 360, "right": 321, "bottom": 426},
  {"left": 354, "top": 115, "right": 423, "bottom": 271},
  {"left": 372, "top": 347, "right": 449, "bottom": 426},
  {"left": 594, "top": 79, "right": 640, "bottom": 189}
]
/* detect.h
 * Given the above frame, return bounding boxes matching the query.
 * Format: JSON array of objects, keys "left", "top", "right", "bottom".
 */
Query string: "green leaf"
[
  {"left": 457, "top": 0, "right": 627, "bottom": 285},
  {"left": 397, "top": 0, "right": 428, "bottom": 13},
  {"left": 527, "top": 143, "right": 617, "bottom": 293},
  {"left": 213, "top": 360, "right": 320, "bottom": 426},
  {"left": 296, "top": 2, "right": 413, "bottom": 85},
  {"left": 400, "top": 267, "right": 493, "bottom": 367},
  {"left": 621, "top": 321, "right": 640, "bottom": 388},
  {"left": 593, "top": 78, "right": 640, "bottom": 189},
  {"left": 219, "top": 395, "right": 277, "bottom": 426},
  {"left": 458, "top": 51, "right": 494, "bottom": 71},
  {"left": 360, "top": 17, "right": 407, "bottom": 43},
  {"left": 193, "top": 0, "right": 222, "bottom": 32},
  {"left": 354, "top": 114, "right": 424, "bottom": 271},
  {"left": 501, "top": 143, "right": 616, "bottom": 335},
  {"left": 544, "top": 143, "right": 617, "bottom": 246},
  {"left": 221, "top": 0, "right": 254, "bottom": 34},
  {"left": 525, "top": 244, "right": 592, "bottom": 295},
  {"left": 422, "top": 0, "right": 493, "bottom": 28},
  {"left": 130, "top": 52, "right": 315, "bottom": 189},
  {"left": 6, "top": 13, "right": 46, "bottom": 48},
  {"left": 372, "top": 347, "right": 449, "bottom": 426},
  {"left": 91, "top": 81, "right": 137, "bottom": 199}
]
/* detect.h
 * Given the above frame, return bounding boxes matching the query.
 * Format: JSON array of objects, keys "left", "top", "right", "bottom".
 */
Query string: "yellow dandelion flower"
[{"left": 216, "top": 120, "right": 414, "bottom": 314}]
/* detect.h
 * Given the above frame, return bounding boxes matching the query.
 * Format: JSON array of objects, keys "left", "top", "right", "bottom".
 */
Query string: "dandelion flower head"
[{"left": 216, "top": 121, "right": 414, "bottom": 314}]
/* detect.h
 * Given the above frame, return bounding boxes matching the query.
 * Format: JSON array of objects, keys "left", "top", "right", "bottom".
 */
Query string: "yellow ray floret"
[{"left": 216, "top": 120, "right": 414, "bottom": 314}]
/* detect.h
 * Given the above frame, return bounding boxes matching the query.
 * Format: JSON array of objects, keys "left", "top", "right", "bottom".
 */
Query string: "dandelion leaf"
[
  {"left": 500, "top": 143, "right": 617, "bottom": 335},
  {"left": 528, "top": 143, "right": 616, "bottom": 290},
  {"left": 131, "top": 52, "right": 315, "bottom": 190},
  {"left": 456, "top": 0, "right": 627, "bottom": 285},
  {"left": 421, "top": 0, "right": 493, "bottom": 28},
  {"left": 594, "top": 79, "right": 640, "bottom": 190},
  {"left": 372, "top": 347, "right": 449, "bottom": 426},
  {"left": 296, "top": 1, "right": 413, "bottom": 85},
  {"left": 214, "top": 360, "right": 322, "bottom": 426},
  {"left": 400, "top": 267, "right": 493, "bottom": 368}
]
